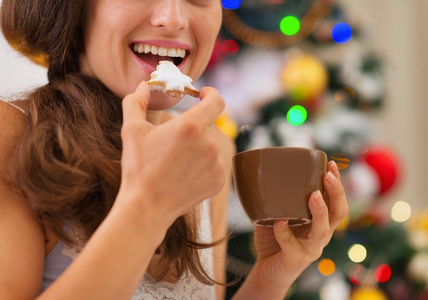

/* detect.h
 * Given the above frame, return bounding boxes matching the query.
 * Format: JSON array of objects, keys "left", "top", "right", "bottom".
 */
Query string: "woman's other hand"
[{"left": 235, "top": 160, "right": 348, "bottom": 299}]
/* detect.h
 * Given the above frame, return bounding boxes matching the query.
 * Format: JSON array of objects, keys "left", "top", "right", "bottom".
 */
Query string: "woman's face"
[{"left": 80, "top": 0, "right": 222, "bottom": 109}]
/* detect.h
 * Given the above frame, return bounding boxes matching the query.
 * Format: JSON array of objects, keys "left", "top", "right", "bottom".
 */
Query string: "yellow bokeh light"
[
  {"left": 318, "top": 258, "right": 336, "bottom": 276},
  {"left": 391, "top": 201, "right": 412, "bottom": 223},
  {"left": 348, "top": 244, "right": 367, "bottom": 263},
  {"left": 335, "top": 213, "right": 350, "bottom": 232},
  {"left": 350, "top": 286, "right": 388, "bottom": 300},
  {"left": 215, "top": 111, "right": 239, "bottom": 140}
]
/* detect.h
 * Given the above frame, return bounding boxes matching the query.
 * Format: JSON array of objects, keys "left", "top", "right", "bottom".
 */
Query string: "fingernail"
[
  {"left": 329, "top": 160, "right": 339, "bottom": 176},
  {"left": 314, "top": 190, "right": 325, "bottom": 207},
  {"left": 326, "top": 171, "right": 338, "bottom": 186},
  {"left": 275, "top": 220, "right": 289, "bottom": 228}
]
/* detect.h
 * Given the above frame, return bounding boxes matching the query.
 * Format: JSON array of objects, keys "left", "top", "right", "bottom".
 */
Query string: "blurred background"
[{"left": 1, "top": 0, "right": 428, "bottom": 299}]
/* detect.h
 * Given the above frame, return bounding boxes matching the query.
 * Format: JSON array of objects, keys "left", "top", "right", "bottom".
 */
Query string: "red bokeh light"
[{"left": 375, "top": 263, "right": 392, "bottom": 283}]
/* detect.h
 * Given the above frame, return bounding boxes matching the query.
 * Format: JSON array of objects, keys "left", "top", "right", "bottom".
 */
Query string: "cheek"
[{"left": 191, "top": 15, "right": 222, "bottom": 77}]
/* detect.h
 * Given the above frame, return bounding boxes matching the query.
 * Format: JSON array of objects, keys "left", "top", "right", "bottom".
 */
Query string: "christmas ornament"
[
  {"left": 361, "top": 145, "right": 402, "bottom": 196},
  {"left": 280, "top": 54, "right": 329, "bottom": 100},
  {"left": 350, "top": 286, "right": 388, "bottom": 300}
]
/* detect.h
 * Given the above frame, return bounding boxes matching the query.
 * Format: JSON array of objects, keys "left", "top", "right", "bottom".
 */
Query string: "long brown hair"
[{"left": 1, "top": 0, "right": 225, "bottom": 285}]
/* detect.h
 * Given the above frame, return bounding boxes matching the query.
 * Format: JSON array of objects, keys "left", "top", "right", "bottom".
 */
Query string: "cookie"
[{"left": 147, "top": 60, "right": 200, "bottom": 98}]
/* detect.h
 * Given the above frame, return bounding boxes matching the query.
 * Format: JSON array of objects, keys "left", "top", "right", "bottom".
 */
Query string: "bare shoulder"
[{"left": 0, "top": 99, "right": 45, "bottom": 298}]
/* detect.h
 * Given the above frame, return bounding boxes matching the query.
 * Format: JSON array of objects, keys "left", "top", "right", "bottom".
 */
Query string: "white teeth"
[
  {"left": 167, "top": 48, "right": 176, "bottom": 57},
  {"left": 158, "top": 47, "right": 167, "bottom": 56},
  {"left": 176, "top": 49, "right": 185, "bottom": 58},
  {"left": 133, "top": 43, "right": 186, "bottom": 58}
]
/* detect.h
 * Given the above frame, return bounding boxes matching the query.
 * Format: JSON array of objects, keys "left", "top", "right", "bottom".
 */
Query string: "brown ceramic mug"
[{"left": 232, "top": 147, "right": 327, "bottom": 227}]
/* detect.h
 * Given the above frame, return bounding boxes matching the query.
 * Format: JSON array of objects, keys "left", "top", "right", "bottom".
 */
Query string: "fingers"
[
  {"left": 324, "top": 161, "right": 349, "bottom": 229},
  {"left": 179, "top": 87, "right": 225, "bottom": 128},
  {"left": 305, "top": 190, "right": 331, "bottom": 250},
  {"left": 122, "top": 82, "right": 151, "bottom": 133},
  {"left": 273, "top": 220, "right": 303, "bottom": 255}
]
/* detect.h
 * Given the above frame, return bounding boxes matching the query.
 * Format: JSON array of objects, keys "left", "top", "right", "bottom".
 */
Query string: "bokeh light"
[
  {"left": 287, "top": 105, "right": 307, "bottom": 126},
  {"left": 220, "top": 40, "right": 239, "bottom": 57},
  {"left": 391, "top": 201, "right": 412, "bottom": 223},
  {"left": 222, "top": 0, "right": 241, "bottom": 9},
  {"left": 318, "top": 258, "right": 336, "bottom": 276},
  {"left": 348, "top": 244, "right": 367, "bottom": 263},
  {"left": 332, "top": 22, "right": 353, "bottom": 44},
  {"left": 375, "top": 263, "right": 392, "bottom": 283},
  {"left": 280, "top": 16, "right": 300, "bottom": 36}
]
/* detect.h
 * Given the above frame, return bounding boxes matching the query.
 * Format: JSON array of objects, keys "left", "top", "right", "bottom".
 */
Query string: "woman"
[{"left": 0, "top": 0, "right": 348, "bottom": 299}]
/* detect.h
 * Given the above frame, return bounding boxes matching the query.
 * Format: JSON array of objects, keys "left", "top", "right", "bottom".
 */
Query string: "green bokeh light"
[
  {"left": 280, "top": 16, "right": 300, "bottom": 36},
  {"left": 287, "top": 105, "right": 307, "bottom": 126}
]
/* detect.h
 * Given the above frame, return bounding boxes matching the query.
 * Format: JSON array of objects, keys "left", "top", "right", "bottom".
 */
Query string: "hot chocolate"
[{"left": 232, "top": 147, "right": 327, "bottom": 226}]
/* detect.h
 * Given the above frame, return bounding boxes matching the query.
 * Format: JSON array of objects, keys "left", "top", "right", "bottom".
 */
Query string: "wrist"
[
  {"left": 233, "top": 264, "right": 292, "bottom": 300},
  {"left": 110, "top": 189, "right": 174, "bottom": 246}
]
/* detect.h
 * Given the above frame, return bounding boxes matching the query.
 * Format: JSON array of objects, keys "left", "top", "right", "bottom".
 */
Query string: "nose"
[{"left": 150, "top": 0, "right": 188, "bottom": 31}]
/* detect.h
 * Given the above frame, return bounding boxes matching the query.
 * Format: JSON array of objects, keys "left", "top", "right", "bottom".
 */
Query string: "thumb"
[
  {"left": 122, "top": 82, "right": 151, "bottom": 126},
  {"left": 273, "top": 220, "right": 302, "bottom": 253}
]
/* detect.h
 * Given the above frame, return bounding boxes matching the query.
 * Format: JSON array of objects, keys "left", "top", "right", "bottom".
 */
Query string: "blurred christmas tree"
[{"left": 201, "top": 0, "right": 428, "bottom": 299}]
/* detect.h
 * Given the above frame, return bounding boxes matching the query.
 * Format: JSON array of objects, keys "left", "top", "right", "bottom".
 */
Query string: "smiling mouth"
[{"left": 131, "top": 43, "right": 186, "bottom": 67}]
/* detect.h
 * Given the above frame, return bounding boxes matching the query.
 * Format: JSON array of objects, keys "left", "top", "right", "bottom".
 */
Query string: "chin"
[{"left": 147, "top": 90, "right": 183, "bottom": 110}]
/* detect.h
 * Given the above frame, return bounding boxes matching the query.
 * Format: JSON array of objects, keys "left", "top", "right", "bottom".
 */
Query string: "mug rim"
[{"left": 234, "top": 146, "right": 326, "bottom": 158}]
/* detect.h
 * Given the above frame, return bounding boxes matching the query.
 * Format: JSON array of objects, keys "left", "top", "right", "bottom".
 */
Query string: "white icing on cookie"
[{"left": 147, "top": 61, "right": 200, "bottom": 98}]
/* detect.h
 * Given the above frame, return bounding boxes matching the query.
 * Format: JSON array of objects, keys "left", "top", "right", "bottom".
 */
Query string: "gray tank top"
[{"left": 41, "top": 200, "right": 216, "bottom": 299}]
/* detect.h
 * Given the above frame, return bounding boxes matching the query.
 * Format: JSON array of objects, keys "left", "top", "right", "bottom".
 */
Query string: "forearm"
[{"left": 38, "top": 198, "right": 169, "bottom": 300}]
